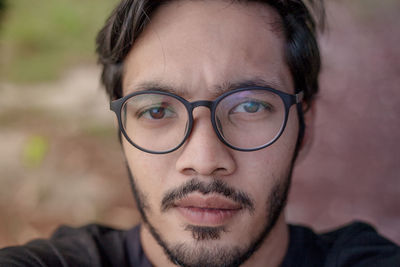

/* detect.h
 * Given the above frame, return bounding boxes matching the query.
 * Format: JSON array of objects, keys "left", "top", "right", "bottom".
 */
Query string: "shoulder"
[
  {"left": 284, "top": 221, "right": 400, "bottom": 267},
  {"left": 0, "top": 224, "right": 138, "bottom": 267},
  {"left": 320, "top": 221, "right": 400, "bottom": 267}
]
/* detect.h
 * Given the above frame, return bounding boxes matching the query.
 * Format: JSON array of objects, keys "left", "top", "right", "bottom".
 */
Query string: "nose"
[{"left": 175, "top": 107, "right": 236, "bottom": 177}]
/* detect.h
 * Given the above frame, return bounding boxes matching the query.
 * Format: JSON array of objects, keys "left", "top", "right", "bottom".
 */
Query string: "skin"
[{"left": 121, "top": 1, "right": 304, "bottom": 266}]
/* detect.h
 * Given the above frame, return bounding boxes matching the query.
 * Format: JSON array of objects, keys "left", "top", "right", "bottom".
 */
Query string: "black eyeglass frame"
[{"left": 110, "top": 86, "right": 304, "bottom": 154}]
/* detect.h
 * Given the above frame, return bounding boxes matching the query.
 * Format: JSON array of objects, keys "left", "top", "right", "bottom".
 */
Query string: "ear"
[{"left": 297, "top": 101, "right": 316, "bottom": 160}]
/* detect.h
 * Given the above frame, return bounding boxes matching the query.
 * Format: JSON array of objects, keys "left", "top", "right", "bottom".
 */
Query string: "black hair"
[{"left": 96, "top": 0, "right": 324, "bottom": 107}]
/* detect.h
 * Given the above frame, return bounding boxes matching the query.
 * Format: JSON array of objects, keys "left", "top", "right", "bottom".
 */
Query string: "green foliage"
[
  {"left": 22, "top": 135, "right": 49, "bottom": 168},
  {"left": 0, "top": 0, "right": 117, "bottom": 83}
]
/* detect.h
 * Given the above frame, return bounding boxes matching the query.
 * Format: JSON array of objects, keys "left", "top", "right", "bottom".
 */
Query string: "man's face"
[{"left": 122, "top": 1, "right": 300, "bottom": 266}]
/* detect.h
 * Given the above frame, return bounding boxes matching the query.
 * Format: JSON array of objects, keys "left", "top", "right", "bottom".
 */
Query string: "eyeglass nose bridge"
[
  {"left": 184, "top": 99, "right": 220, "bottom": 140},
  {"left": 186, "top": 100, "right": 216, "bottom": 124},
  {"left": 189, "top": 100, "right": 214, "bottom": 110}
]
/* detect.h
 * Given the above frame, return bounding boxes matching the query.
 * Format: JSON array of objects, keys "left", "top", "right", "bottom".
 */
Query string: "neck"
[{"left": 140, "top": 212, "right": 289, "bottom": 267}]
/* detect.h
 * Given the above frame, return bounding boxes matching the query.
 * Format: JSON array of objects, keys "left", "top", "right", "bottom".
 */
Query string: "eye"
[
  {"left": 229, "top": 100, "right": 271, "bottom": 114},
  {"left": 138, "top": 104, "right": 176, "bottom": 120}
]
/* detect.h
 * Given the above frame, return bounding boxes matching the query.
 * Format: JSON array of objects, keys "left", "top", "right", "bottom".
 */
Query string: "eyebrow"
[
  {"left": 126, "top": 77, "right": 287, "bottom": 98},
  {"left": 126, "top": 81, "right": 188, "bottom": 97},
  {"left": 214, "top": 78, "right": 286, "bottom": 96}
]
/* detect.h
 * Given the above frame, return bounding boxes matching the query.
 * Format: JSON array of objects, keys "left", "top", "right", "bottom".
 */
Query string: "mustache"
[{"left": 161, "top": 178, "right": 255, "bottom": 212}]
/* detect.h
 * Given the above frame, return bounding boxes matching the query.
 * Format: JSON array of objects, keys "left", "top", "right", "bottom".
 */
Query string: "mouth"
[{"left": 174, "top": 194, "right": 242, "bottom": 226}]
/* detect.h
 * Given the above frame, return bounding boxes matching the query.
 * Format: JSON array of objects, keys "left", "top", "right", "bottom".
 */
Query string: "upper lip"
[{"left": 174, "top": 194, "right": 242, "bottom": 210}]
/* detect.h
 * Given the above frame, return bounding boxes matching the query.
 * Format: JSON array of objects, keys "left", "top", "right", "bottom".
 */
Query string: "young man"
[{"left": 1, "top": 0, "right": 399, "bottom": 266}]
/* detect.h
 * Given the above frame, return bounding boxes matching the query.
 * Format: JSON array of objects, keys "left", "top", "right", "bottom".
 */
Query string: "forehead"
[{"left": 123, "top": 0, "right": 292, "bottom": 97}]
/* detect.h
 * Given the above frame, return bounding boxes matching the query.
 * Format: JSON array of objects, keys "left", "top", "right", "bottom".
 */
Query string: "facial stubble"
[{"left": 126, "top": 164, "right": 292, "bottom": 267}]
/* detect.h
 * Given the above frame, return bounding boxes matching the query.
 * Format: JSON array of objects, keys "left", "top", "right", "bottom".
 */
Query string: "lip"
[{"left": 174, "top": 195, "right": 242, "bottom": 226}]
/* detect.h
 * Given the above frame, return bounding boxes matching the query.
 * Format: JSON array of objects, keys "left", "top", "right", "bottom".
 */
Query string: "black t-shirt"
[{"left": 0, "top": 222, "right": 399, "bottom": 266}]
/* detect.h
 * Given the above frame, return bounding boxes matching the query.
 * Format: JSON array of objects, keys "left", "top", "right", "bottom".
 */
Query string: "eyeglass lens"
[{"left": 121, "top": 89, "right": 285, "bottom": 152}]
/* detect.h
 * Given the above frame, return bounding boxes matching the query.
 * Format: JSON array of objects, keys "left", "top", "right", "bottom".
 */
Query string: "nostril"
[
  {"left": 181, "top": 168, "right": 196, "bottom": 176},
  {"left": 214, "top": 167, "right": 228, "bottom": 175}
]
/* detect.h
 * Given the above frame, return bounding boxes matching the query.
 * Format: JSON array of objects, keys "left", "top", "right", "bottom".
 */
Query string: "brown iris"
[{"left": 149, "top": 107, "right": 166, "bottom": 119}]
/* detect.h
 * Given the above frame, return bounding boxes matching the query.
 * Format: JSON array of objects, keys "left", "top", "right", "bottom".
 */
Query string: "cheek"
[
  {"left": 123, "top": 138, "right": 173, "bottom": 175},
  {"left": 268, "top": 106, "right": 300, "bottom": 165},
  {"left": 123, "top": 140, "right": 175, "bottom": 207},
  {"left": 234, "top": 112, "right": 298, "bottom": 204}
]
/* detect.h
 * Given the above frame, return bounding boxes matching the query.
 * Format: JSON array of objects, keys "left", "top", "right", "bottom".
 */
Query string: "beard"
[{"left": 126, "top": 164, "right": 293, "bottom": 267}]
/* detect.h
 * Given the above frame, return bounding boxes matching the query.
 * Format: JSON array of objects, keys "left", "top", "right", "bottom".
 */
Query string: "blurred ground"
[
  {"left": 0, "top": 66, "right": 140, "bottom": 246},
  {"left": 0, "top": 1, "right": 399, "bottom": 246}
]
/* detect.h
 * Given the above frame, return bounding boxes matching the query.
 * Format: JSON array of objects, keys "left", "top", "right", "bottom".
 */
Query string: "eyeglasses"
[{"left": 110, "top": 86, "right": 303, "bottom": 154}]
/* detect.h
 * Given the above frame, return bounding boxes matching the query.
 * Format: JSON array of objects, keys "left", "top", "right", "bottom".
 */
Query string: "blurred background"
[{"left": 0, "top": 0, "right": 399, "bottom": 247}]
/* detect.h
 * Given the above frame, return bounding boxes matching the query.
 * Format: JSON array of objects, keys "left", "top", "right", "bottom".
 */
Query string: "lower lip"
[{"left": 176, "top": 206, "right": 241, "bottom": 225}]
